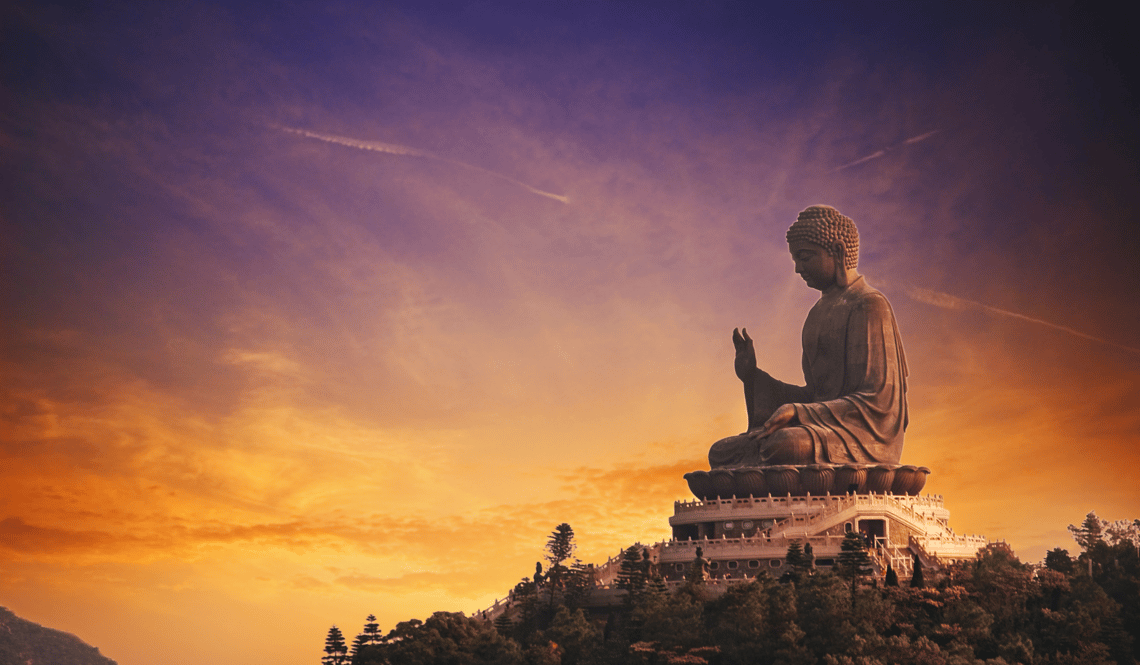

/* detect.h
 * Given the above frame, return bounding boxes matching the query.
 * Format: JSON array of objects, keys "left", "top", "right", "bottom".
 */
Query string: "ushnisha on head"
[{"left": 785, "top": 205, "right": 859, "bottom": 270}]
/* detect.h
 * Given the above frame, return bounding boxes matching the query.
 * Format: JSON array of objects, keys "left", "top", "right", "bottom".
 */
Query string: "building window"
[
  {"left": 675, "top": 563, "right": 686, "bottom": 572},
  {"left": 748, "top": 560, "right": 760, "bottom": 569},
  {"left": 770, "top": 559, "right": 782, "bottom": 568},
  {"left": 710, "top": 562, "right": 720, "bottom": 570},
  {"left": 742, "top": 521, "right": 753, "bottom": 529},
  {"left": 727, "top": 561, "right": 739, "bottom": 570},
  {"left": 815, "top": 558, "right": 835, "bottom": 567},
  {"left": 724, "top": 521, "right": 734, "bottom": 529}
]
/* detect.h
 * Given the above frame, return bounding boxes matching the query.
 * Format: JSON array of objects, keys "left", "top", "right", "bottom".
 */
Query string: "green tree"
[
  {"left": 706, "top": 580, "right": 770, "bottom": 665},
  {"left": 1069, "top": 511, "right": 1106, "bottom": 551},
  {"left": 617, "top": 545, "right": 650, "bottom": 603},
  {"left": 323, "top": 625, "right": 348, "bottom": 665},
  {"left": 381, "top": 612, "right": 523, "bottom": 665},
  {"left": 493, "top": 603, "right": 513, "bottom": 636},
  {"left": 321, "top": 512, "right": 1140, "bottom": 665},
  {"left": 1045, "top": 547, "right": 1075, "bottom": 574},
  {"left": 362, "top": 614, "right": 382, "bottom": 645},
  {"left": 563, "top": 560, "right": 593, "bottom": 609},
  {"left": 909, "top": 552, "right": 924, "bottom": 589},
  {"left": 884, "top": 564, "right": 899, "bottom": 587},
  {"left": 956, "top": 546, "right": 1036, "bottom": 658},
  {"left": 785, "top": 542, "right": 804, "bottom": 570},
  {"left": 351, "top": 614, "right": 385, "bottom": 665},
  {"left": 797, "top": 572, "right": 858, "bottom": 658},
  {"left": 783, "top": 541, "right": 811, "bottom": 584},
  {"left": 838, "top": 531, "right": 872, "bottom": 600},
  {"left": 1104, "top": 518, "right": 1140, "bottom": 549},
  {"left": 763, "top": 582, "right": 813, "bottom": 664},
  {"left": 1074, "top": 517, "right": 1140, "bottom": 664},
  {"left": 1031, "top": 573, "right": 1122, "bottom": 664},
  {"left": 545, "top": 524, "right": 576, "bottom": 572},
  {"left": 544, "top": 523, "right": 576, "bottom": 611},
  {"left": 541, "top": 606, "right": 600, "bottom": 665},
  {"left": 514, "top": 576, "right": 542, "bottom": 639},
  {"left": 631, "top": 585, "right": 705, "bottom": 651},
  {"left": 349, "top": 633, "right": 368, "bottom": 663}
]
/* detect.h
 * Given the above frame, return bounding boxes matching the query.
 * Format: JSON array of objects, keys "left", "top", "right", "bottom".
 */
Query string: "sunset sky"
[{"left": 2, "top": 2, "right": 1138, "bottom": 664}]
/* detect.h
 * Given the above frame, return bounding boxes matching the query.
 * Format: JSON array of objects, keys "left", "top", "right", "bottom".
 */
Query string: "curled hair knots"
[{"left": 786, "top": 205, "right": 859, "bottom": 269}]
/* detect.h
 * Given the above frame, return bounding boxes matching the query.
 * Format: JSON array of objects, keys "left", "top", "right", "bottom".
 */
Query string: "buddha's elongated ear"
[{"left": 832, "top": 242, "right": 849, "bottom": 288}]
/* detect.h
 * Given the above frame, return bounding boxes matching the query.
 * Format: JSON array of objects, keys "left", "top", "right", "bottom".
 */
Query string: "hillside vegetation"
[{"left": 324, "top": 513, "right": 1140, "bottom": 665}]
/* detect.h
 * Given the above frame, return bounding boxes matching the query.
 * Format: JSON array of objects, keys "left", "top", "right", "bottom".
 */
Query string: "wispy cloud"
[
  {"left": 833, "top": 129, "right": 942, "bottom": 172},
  {"left": 903, "top": 129, "right": 941, "bottom": 145},
  {"left": 905, "top": 285, "right": 1140, "bottom": 356},
  {"left": 272, "top": 125, "right": 570, "bottom": 204}
]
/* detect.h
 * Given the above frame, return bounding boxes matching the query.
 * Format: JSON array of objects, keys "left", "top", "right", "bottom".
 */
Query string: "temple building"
[
  {"left": 587, "top": 465, "right": 989, "bottom": 591},
  {"left": 480, "top": 467, "right": 992, "bottom": 620}
]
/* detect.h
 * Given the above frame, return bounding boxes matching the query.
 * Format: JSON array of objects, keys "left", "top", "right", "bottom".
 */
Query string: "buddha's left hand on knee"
[{"left": 752, "top": 403, "right": 798, "bottom": 438}]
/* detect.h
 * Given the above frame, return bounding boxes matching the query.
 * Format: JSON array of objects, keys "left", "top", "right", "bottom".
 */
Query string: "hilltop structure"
[
  {"left": 483, "top": 206, "right": 989, "bottom": 617},
  {"left": 635, "top": 206, "right": 986, "bottom": 586},
  {"left": 586, "top": 486, "right": 988, "bottom": 593}
]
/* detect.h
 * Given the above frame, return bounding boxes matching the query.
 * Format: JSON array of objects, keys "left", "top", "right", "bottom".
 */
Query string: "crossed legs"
[{"left": 708, "top": 426, "right": 816, "bottom": 468}]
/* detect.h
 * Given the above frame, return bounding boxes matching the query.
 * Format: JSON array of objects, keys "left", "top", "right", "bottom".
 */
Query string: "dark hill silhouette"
[{"left": 0, "top": 606, "right": 117, "bottom": 665}]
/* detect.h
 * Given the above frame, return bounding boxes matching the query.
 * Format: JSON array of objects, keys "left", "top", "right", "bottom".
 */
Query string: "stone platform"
[
  {"left": 653, "top": 491, "right": 987, "bottom": 583},
  {"left": 683, "top": 464, "right": 930, "bottom": 500}
]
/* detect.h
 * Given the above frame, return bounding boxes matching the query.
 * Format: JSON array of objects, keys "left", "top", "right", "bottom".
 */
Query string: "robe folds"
[{"left": 709, "top": 276, "right": 908, "bottom": 467}]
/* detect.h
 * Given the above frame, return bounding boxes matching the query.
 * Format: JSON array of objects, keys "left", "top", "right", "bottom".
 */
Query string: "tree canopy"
[
  {"left": 322, "top": 625, "right": 348, "bottom": 665},
  {"left": 334, "top": 514, "right": 1140, "bottom": 665}
]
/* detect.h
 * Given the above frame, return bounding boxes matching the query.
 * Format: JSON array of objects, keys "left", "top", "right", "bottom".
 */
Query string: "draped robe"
[{"left": 708, "top": 276, "right": 908, "bottom": 467}]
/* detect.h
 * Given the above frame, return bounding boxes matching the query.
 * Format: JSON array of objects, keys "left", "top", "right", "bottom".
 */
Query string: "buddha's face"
[{"left": 789, "top": 239, "right": 837, "bottom": 291}]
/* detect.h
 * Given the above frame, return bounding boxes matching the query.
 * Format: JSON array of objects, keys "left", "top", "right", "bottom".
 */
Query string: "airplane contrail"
[
  {"left": 272, "top": 125, "right": 569, "bottom": 204},
  {"left": 903, "top": 129, "right": 941, "bottom": 145},
  {"left": 904, "top": 285, "right": 1140, "bottom": 356},
  {"left": 834, "top": 129, "right": 942, "bottom": 172}
]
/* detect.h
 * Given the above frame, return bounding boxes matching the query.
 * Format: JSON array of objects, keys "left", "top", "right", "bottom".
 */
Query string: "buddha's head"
[{"left": 786, "top": 205, "right": 859, "bottom": 290}]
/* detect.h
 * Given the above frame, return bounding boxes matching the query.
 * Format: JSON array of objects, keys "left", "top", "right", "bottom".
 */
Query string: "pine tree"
[
  {"left": 1068, "top": 511, "right": 1106, "bottom": 551},
  {"left": 910, "top": 552, "right": 924, "bottom": 588},
  {"left": 348, "top": 614, "right": 383, "bottom": 665},
  {"left": 544, "top": 523, "right": 575, "bottom": 608},
  {"left": 546, "top": 523, "right": 576, "bottom": 570},
  {"left": 564, "top": 560, "right": 594, "bottom": 608},
  {"left": 785, "top": 542, "right": 804, "bottom": 570},
  {"left": 885, "top": 563, "right": 899, "bottom": 587},
  {"left": 515, "top": 576, "right": 541, "bottom": 635},
  {"left": 783, "top": 542, "right": 806, "bottom": 584},
  {"left": 838, "top": 531, "right": 871, "bottom": 601},
  {"left": 617, "top": 545, "right": 649, "bottom": 602},
  {"left": 349, "top": 633, "right": 367, "bottom": 662},
  {"left": 362, "top": 614, "right": 381, "bottom": 646},
  {"left": 323, "top": 625, "right": 349, "bottom": 665},
  {"left": 494, "top": 604, "right": 513, "bottom": 636}
]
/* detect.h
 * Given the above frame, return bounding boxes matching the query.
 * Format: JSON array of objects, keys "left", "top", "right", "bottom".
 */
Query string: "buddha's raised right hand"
[{"left": 733, "top": 327, "right": 757, "bottom": 381}]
